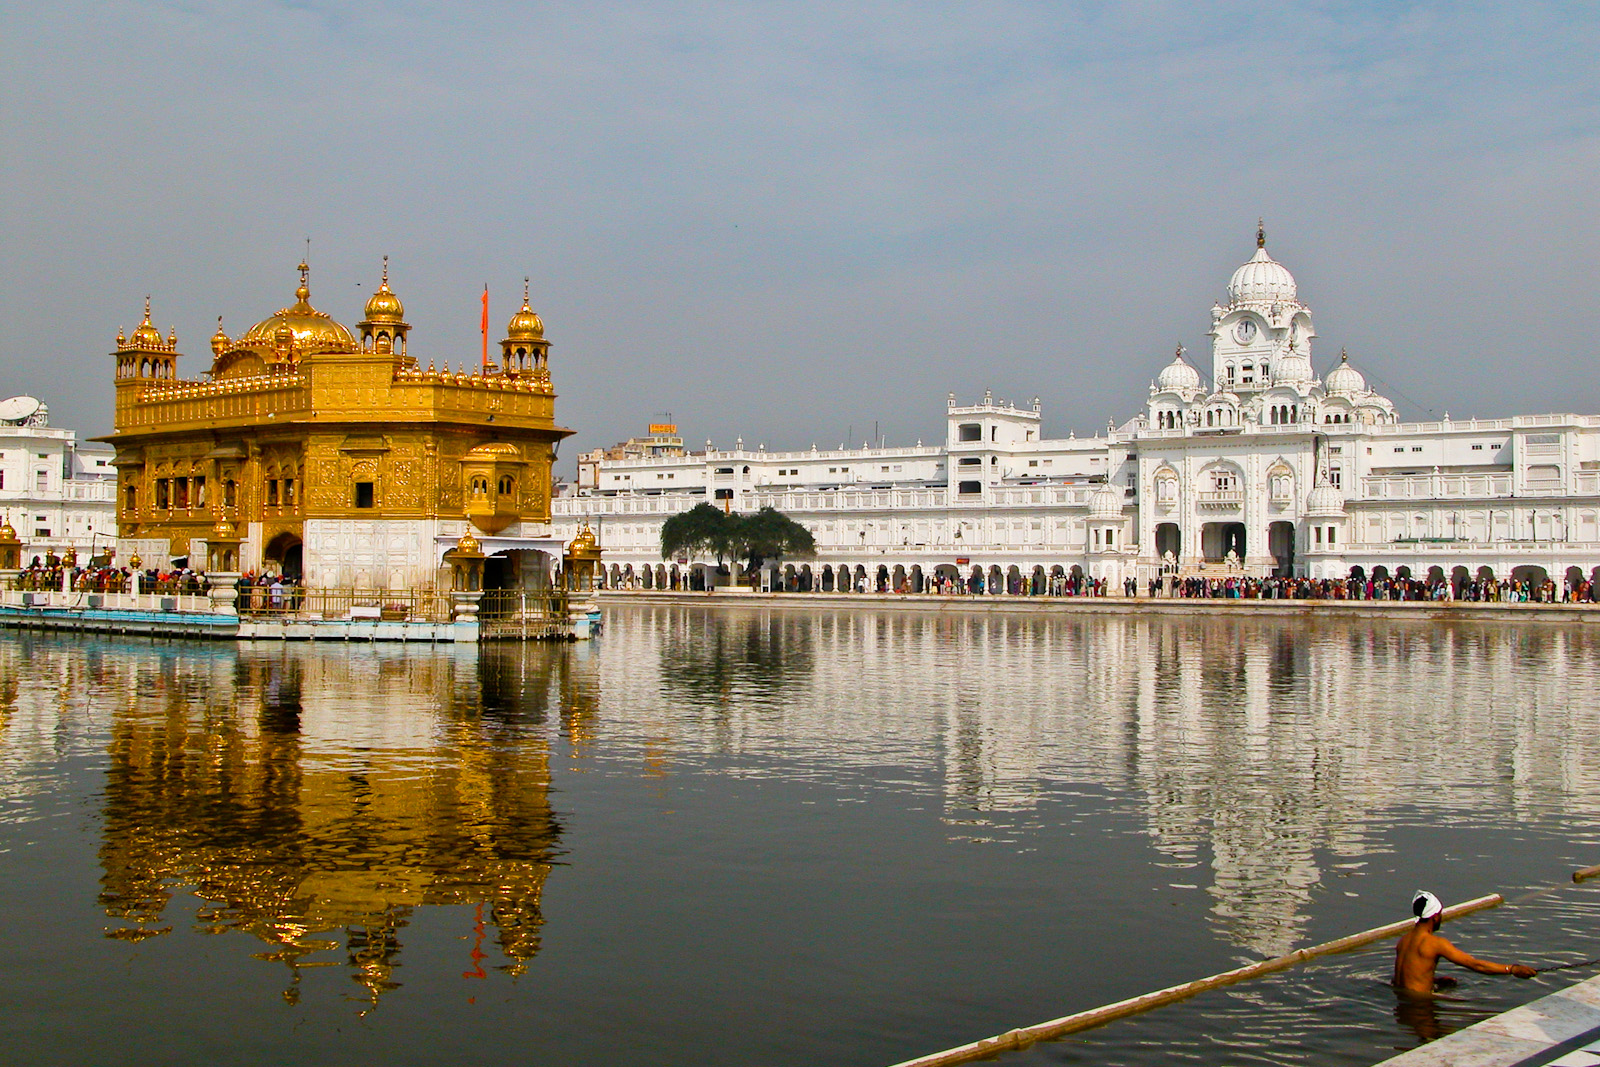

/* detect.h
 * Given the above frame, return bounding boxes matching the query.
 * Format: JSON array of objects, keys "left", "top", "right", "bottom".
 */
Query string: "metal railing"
[
  {"left": 234, "top": 586, "right": 454, "bottom": 622},
  {"left": 477, "top": 589, "right": 571, "bottom": 640}
]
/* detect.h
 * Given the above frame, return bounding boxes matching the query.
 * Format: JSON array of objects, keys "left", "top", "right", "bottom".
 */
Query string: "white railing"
[
  {"left": 1197, "top": 490, "right": 1244, "bottom": 506},
  {"left": 1362, "top": 473, "right": 1517, "bottom": 499}
]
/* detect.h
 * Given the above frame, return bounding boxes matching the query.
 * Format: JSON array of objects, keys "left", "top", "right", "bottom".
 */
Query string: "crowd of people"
[{"left": 9, "top": 553, "right": 211, "bottom": 595}]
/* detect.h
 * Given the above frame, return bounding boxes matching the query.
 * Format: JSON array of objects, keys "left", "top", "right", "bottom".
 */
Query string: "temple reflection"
[{"left": 94, "top": 642, "right": 577, "bottom": 1005}]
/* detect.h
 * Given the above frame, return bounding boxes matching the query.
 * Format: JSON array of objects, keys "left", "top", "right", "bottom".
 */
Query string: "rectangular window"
[
  {"left": 124, "top": 485, "right": 137, "bottom": 513},
  {"left": 354, "top": 482, "right": 375, "bottom": 508},
  {"left": 1327, "top": 527, "right": 1336, "bottom": 545},
  {"left": 1472, "top": 444, "right": 1484, "bottom": 450},
  {"left": 1411, "top": 446, "right": 1423, "bottom": 452},
  {"left": 958, "top": 424, "right": 981, "bottom": 442},
  {"left": 266, "top": 479, "right": 279, "bottom": 506},
  {"left": 0, "top": 471, "right": 4, "bottom": 489},
  {"left": 155, "top": 478, "right": 169, "bottom": 509},
  {"left": 282, "top": 478, "right": 294, "bottom": 506},
  {"left": 959, "top": 457, "right": 981, "bottom": 466},
  {"left": 223, "top": 479, "right": 237, "bottom": 507},
  {"left": 1028, "top": 460, "right": 1038, "bottom": 467},
  {"left": 174, "top": 478, "right": 189, "bottom": 509},
  {"left": 193, "top": 476, "right": 206, "bottom": 507},
  {"left": 1394, "top": 447, "right": 1405, "bottom": 453},
  {"left": 35, "top": 470, "right": 48, "bottom": 492},
  {"left": 958, "top": 480, "right": 982, "bottom": 495}
]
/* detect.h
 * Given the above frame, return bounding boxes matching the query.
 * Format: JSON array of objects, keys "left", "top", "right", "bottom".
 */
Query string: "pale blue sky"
[{"left": 2, "top": 1, "right": 1596, "bottom": 467}]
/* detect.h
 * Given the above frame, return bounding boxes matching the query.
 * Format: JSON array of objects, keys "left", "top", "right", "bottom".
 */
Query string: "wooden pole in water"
[
  {"left": 1574, "top": 864, "right": 1600, "bottom": 883},
  {"left": 886, "top": 893, "right": 1504, "bottom": 1067}
]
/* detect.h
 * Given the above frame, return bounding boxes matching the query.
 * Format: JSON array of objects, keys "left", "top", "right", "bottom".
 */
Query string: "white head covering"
[{"left": 1412, "top": 890, "right": 1443, "bottom": 920}]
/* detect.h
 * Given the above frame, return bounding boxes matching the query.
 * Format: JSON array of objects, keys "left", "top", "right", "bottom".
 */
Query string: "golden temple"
[{"left": 100, "top": 259, "right": 573, "bottom": 591}]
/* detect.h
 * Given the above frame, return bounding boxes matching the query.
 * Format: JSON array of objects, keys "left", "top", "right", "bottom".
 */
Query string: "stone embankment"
[{"left": 601, "top": 589, "right": 1600, "bottom": 624}]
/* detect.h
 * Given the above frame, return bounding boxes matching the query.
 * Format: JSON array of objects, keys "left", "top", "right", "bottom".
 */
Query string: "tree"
[
  {"left": 660, "top": 502, "right": 734, "bottom": 565},
  {"left": 660, "top": 504, "right": 815, "bottom": 576},
  {"left": 728, "top": 506, "right": 815, "bottom": 574}
]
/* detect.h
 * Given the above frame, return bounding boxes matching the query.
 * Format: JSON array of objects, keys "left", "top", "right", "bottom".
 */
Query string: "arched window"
[
  {"left": 471, "top": 476, "right": 489, "bottom": 496},
  {"left": 498, "top": 474, "right": 514, "bottom": 495}
]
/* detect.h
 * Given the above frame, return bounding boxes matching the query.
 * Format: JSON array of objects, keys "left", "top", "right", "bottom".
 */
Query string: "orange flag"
[{"left": 480, "top": 285, "right": 489, "bottom": 370}]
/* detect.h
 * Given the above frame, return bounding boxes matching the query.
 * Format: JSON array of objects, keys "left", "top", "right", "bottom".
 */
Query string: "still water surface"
[{"left": 2, "top": 604, "right": 1599, "bottom": 1066}]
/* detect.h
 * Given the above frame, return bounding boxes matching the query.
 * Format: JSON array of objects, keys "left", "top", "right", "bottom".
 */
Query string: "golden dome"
[
  {"left": 362, "top": 256, "right": 406, "bottom": 323},
  {"left": 0, "top": 515, "right": 17, "bottom": 543},
  {"left": 567, "top": 523, "right": 600, "bottom": 556},
  {"left": 505, "top": 279, "right": 544, "bottom": 340},
  {"left": 238, "top": 262, "right": 357, "bottom": 351},
  {"left": 210, "top": 316, "right": 230, "bottom": 356},
  {"left": 456, "top": 531, "right": 484, "bottom": 556},
  {"left": 129, "top": 298, "right": 165, "bottom": 349},
  {"left": 211, "top": 518, "right": 239, "bottom": 540}
]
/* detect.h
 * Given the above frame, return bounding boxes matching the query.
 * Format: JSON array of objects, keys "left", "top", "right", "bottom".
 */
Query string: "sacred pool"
[{"left": 1, "top": 604, "right": 1597, "bottom": 1066}]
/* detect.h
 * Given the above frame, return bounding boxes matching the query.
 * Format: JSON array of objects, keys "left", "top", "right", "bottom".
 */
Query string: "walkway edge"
[{"left": 1374, "top": 972, "right": 1600, "bottom": 1066}]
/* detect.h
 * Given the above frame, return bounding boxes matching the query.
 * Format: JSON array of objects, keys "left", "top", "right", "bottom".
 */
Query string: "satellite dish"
[{"left": 0, "top": 396, "right": 41, "bottom": 423}]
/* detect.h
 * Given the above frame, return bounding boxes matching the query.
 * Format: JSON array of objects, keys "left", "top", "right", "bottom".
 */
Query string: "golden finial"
[
  {"left": 295, "top": 259, "right": 310, "bottom": 303},
  {"left": 1256, "top": 218, "right": 1266, "bottom": 249},
  {"left": 1174, "top": 342, "right": 1184, "bottom": 360},
  {"left": 381, "top": 254, "right": 389, "bottom": 288},
  {"left": 523, "top": 276, "right": 530, "bottom": 304},
  {"left": 1340, "top": 347, "right": 1349, "bottom": 362}
]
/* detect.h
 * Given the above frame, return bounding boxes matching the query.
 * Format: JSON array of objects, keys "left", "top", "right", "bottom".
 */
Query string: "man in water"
[{"left": 1393, "top": 890, "right": 1536, "bottom": 994}]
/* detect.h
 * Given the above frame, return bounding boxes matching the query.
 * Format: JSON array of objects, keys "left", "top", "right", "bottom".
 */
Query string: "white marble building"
[
  {"left": 555, "top": 228, "right": 1600, "bottom": 594},
  {"left": 0, "top": 396, "right": 116, "bottom": 564}
]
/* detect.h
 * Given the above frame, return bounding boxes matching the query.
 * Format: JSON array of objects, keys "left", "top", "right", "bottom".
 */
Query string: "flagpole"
[{"left": 480, "top": 284, "right": 489, "bottom": 370}]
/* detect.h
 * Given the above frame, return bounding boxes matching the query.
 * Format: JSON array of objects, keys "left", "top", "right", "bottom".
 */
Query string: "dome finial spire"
[
  {"left": 381, "top": 254, "right": 389, "bottom": 288},
  {"left": 523, "top": 276, "right": 530, "bottom": 306},
  {"left": 1256, "top": 218, "right": 1266, "bottom": 249}
]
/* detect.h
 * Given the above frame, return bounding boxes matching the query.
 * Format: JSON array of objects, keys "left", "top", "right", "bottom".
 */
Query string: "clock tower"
[{"left": 1206, "top": 221, "right": 1316, "bottom": 395}]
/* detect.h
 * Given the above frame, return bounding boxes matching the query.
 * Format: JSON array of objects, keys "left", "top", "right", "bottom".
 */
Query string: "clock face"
[{"left": 1234, "top": 319, "right": 1258, "bottom": 345}]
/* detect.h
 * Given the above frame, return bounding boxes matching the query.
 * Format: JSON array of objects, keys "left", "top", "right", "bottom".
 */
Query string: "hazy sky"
[{"left": 2, "top": 1, "right": 1596, "bottom": 472}]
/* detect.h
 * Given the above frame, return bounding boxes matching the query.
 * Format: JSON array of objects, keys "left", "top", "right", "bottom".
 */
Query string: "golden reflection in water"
[{"left": 92, "top": 642, "right": 588, "bottom": 1006}]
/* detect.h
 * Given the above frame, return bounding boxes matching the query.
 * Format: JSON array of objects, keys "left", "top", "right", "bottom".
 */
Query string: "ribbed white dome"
[
  {"left": 1275, "top": 350, "right": 1314, "bottom": 385},
  {"left": 1228, "top": 246, "right": 1298, "bottom": 305},
  {"left": 1087, "top": 484, "right": 1123, "bottom": 520},
  {"left": 1325, "top": 353, "right": 1367, "bottom": 395},
  {"left": 1156, "top": 353, "right": 1201, "bottom": 392},
  {"left": 1305, "top": 483, "right": 1345, "bottom": 517}
]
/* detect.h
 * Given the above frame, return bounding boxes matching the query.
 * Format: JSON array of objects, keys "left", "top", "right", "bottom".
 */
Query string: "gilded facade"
[{"left": 101, "top": 261, "right": 573, "bottom": 590}]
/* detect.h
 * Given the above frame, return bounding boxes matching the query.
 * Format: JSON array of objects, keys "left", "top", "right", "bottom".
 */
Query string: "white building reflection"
[{"left": 596, "top": 606, "right": 1600, "bottom": 957}]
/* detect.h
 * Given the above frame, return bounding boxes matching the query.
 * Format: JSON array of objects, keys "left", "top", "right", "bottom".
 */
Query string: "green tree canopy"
[
  {"left": 660, "top": 502, "right": 734, "bottom": 564},
  {"left": 660, "top": 504, "right": 815, "bottom": 574},
  {"left": 730, "top": 506, "right": 816, "bottom": 573}
]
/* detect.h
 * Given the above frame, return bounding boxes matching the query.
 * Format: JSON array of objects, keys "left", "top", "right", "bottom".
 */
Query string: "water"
[{"left": 1, "top": 604, "right": 1599, "bottom": 1066}]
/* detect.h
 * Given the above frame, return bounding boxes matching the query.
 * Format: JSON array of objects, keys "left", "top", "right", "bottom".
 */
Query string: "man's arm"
[{"left": 1436, "top": 938, "right": 1536, "bottom": 978}]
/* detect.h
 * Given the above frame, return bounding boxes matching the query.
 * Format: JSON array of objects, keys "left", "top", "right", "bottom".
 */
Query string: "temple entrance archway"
[
  {"left": 264, "top": 532, "right": 303, "bottom": 579},
  {"left": 1200, "top": 522, "right": 1246, "bottom": 563},
  {"left": 1267, "top": 521, "right": 1295, "bottom": 576}
]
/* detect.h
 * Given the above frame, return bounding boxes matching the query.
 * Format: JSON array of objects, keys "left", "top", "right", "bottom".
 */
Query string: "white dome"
[
  {"left": 1087, "top": 484, "right": 1123, "bottom": 520},
  {"left": 1157, "top": 353, "right": 1201, "bottom": 392},
  {"left": 1305, "top": 483, "right": 1345, "bottom": 517},
  {"left": 1228, "top": 246, "right": 1298, "bottom": 305},
  {"left": 1325, "top": 353, "right": 1367, "bottom": 395},
  {"left": 1275, "top": 350, "right": 1313, "bottom": 385}
]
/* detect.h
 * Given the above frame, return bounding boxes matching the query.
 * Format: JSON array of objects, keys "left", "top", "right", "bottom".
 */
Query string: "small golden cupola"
[
  {"left": 499, "top": 278, "right": 550, "bottom": 381},
  {"left": 114, "top": 298, "right": 180, "bottom": 383},
  {"left": 461, "top": 441, "right": 527, "bottom": 535},
  {"left": 210, "top": 317, "right": 230, "bottom": 358},
  {"left": 357, "top": 255, "right": 410, "bottom": 359}
]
